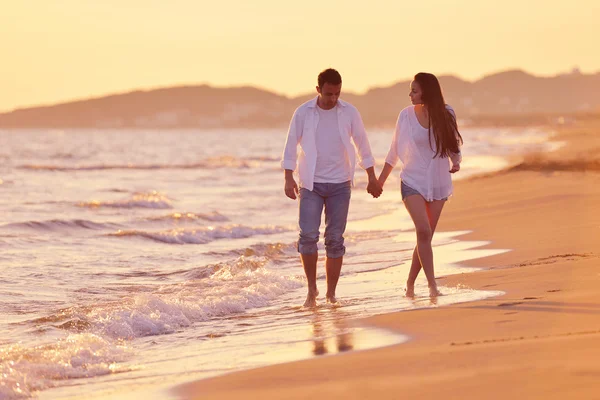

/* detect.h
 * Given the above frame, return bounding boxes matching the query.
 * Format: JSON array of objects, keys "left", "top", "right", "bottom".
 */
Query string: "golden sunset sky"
[{"left": 1, "top": 0, "right": 598, "bottom": 111}]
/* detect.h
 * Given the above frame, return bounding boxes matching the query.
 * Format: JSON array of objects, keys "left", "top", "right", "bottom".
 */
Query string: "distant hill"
[{"left": 1, "top": 70, "right": 599, "bottom": 128}]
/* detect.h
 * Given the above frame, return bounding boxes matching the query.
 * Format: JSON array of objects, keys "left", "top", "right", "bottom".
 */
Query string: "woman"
[{"left": 378, "top": 72, "right": 463, "bottom": 298}]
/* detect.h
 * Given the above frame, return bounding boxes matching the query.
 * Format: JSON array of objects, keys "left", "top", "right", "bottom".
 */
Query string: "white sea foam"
[
  {"left": 22, "top": 256, "right": 303, "bottom": 341},
  {"left": 0, "top": 257, "right": 304, "bottom": 398},
  {"left": 94, "top": 257, "right": 303, "bottom": 339},
  {"left": 0, "top": 333, "right": 132, "bottom": 400}
]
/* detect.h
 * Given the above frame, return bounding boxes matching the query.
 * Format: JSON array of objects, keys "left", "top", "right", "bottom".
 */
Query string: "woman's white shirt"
[{"left": 385, "top": 105, "right": 462, "bottom": 201}]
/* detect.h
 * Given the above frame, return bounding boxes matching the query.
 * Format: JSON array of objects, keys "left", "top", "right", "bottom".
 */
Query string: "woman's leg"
[
  {"left": 426, "top": 199, "right": 446, "bottom": 232},
  {"left": 404, "top": 196, "right": 446, "bottom": 296},
  {"left": 424, "top": 200, "right": 446, "bottom": 296},
  {"left": 405, "top": 247, "right": 420, "bottom": 297}
]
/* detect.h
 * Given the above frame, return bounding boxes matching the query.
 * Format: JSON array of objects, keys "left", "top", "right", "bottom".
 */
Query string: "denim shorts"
[
  {"left": 401, "top": 181, "right": 448, "bottom": 202},
  {"left": 297, "top": 181, "right": 351, "bottom": 258},
  {"left": 400, "top": 181, "right": 421, "bottom": 201}
]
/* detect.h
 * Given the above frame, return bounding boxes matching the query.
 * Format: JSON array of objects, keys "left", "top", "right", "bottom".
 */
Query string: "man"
[{"left": 281, "top": 68, "right": 382, "bottom": 307}]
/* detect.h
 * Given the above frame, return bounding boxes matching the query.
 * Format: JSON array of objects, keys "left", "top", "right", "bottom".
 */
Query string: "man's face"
[{"left": 316, "top": 82, "right": 341, "bottom": 109}]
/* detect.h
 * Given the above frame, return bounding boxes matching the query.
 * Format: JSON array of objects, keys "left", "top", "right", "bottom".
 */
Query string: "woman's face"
[{"left": 409, "top": 80, "right": 423, "bottom": 105}]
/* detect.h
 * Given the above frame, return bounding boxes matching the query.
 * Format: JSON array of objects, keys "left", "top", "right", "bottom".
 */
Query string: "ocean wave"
[
  {"left": 344, "top": 230, "right": 399, "bottom": 243},
  {"left": 78, "top": 192, "right": 173, "bottom": 209},
  {"left": 23, "top": 255, "right": 302, "bottom": 338},
  {"left": 95, "top": 261, "right": 302, "bottom": 339},
  {"left": 104, "top": 188, "right": 131, "bottom": 193},
  {"left": 18, "top": 155, "right": 277, "bottom": 172},
  {"left": 207, "top": 242, "right": 296, "bottom": 260},
  {"left": 0, "top": 333, "right": 133, "bottom": 400},
  {"left": 142, "top": 211, "right": 229, "bottom": 223},
  {"left": 245, "top": 156, "right": 280, "bottom": 162},
  {"left": 0, "top": 256, "right": 303, "bottom": 398},
  {"left": 2, "top": 219, "right": 121, "bottom": 232},
  {"left": 180, "top": 254, "right": 273, "bottom": 280},
  {"left": 109, "top": 225, "right": 289, "bottom": 244},
  {"left": 87, "top": 242, "right": 295, "bottom": 281}
]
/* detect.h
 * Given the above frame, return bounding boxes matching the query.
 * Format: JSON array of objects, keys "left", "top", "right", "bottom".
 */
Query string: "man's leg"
[
  {"left": 323, "top": 181, "right": 352, "bottom": 303},
  {"left": 325, "top": 256, "right": 343, "bottom": 303},
  {"left": 298, "top": 187, "right": 324, "bottom": 307},
  {"left": 301, "top": 253, "right": 319, "bottom": 305}
]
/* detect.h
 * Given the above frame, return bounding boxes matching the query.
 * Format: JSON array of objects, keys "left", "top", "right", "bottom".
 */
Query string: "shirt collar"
[{"left": 307, "top": 96, "right": 348, "bottom": 109}]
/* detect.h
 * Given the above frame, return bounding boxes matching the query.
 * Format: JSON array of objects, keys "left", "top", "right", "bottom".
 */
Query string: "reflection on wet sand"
[{"left": 309, "top": 308, "right": 355, "bottom": 356}]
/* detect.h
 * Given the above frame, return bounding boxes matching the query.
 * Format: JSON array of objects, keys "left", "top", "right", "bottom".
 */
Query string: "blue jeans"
[{"left": 297, "top": 181, "right": 351, "bottom": 258}]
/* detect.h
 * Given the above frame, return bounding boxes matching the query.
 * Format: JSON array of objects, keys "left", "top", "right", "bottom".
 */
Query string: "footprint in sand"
[{"left": 497, "top": 302, "right": 524, "bottom": 307}]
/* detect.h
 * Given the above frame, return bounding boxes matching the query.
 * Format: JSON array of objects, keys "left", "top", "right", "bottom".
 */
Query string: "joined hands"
[{"left": 367, "top": 176, "right": 383, "bottom": 198}]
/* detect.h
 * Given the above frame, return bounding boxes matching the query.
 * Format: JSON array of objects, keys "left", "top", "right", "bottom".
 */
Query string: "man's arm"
[
  {"left": 284, "top": 169, "right": 299, "bottom": 200},
  {"left": 281, "top": 109, "right": 303, "bottom": 199},
  {"left": 350, "top": 109, "right": 382, "bottom": 198},
  {"left": 350, "top": 109, "right": 376, "bottom": 170},
  {"left": 365, "top": 166, "right": 382, "bottom": 198}
]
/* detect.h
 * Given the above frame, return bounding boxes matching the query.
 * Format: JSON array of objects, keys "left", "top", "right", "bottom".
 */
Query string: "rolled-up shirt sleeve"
[
  {"left": 350, "top": 109, "right": 375, "bottom": 169},
  {"left": 446, "top": 105, "right": 462, "bottom": 165},
  {"left": 450, "top": 149, "right": 462, "bottom": 165},
  {"left": 280, "top": 108, "right": 303, "bottom": 171},
  {"left": 385, "top": 113, "right": 401, "bottom": 167}
]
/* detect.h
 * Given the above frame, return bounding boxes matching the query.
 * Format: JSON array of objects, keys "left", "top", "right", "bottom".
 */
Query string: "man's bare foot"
[
  {"left": 429, "top": 285, "right": 442, "bottom": 297},
  {"left": 405, "top": 281, "right": 415, "bottom": 298},
  {"left": 325, "top": 293, "right": 338, "bottom": 304},
  {"left": 303, "top": 289, "right": 319, "bottom": 308}
]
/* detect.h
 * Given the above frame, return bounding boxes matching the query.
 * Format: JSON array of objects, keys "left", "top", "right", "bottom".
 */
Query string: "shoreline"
[{"left": 174, "top": 123, "right": 600, "bottom": 399}]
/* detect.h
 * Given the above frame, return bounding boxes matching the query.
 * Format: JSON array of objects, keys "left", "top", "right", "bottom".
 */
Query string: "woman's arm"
[
  {"left": 379, "top": 112, "right": 403, "bottom": 187},
  {"left": 378, "top": 162, "right": 395, "bottom": 187},
  {"left": 446, "top": 105, "right": 462, "bottom": 171}
]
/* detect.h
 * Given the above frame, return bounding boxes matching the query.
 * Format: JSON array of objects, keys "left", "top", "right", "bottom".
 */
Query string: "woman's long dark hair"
[{"left": 414, "top": 72, "right": 463, "bottom": 158}]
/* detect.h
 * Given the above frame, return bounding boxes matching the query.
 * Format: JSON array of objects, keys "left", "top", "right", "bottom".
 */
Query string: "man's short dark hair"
[{"left": 318, "top": 68, "right": 342, "bottom": 88}]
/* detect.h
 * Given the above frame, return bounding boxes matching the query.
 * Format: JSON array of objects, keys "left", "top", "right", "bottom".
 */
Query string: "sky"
[{"left": 1, "top": 0, "right": 599, "bottom": 112}]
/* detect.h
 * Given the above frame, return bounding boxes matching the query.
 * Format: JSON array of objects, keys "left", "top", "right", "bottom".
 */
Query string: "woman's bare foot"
[
  {"left": 303, "top": 289, "right": 319, "bottom": 307},
  {"left": 429, "top": 285, "right": 442, "bottom": 297},
  {"left": 405, "top": 281, "right": 415, "bottom": 298}
]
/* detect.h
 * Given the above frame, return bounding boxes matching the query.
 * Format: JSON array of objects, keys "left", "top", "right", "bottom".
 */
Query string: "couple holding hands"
[{"left": 281, "top": 68, "right": 463, "bottom": 307}]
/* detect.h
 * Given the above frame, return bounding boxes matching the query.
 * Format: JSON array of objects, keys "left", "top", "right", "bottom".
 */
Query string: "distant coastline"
[{"left": 1, "top": 69, "right": 599, "bottom": 129}]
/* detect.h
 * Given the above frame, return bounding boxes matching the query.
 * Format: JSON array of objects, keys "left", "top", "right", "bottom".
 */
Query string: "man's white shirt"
[{"left": 281, "top": 96, "right": 375, "bottom": 191}]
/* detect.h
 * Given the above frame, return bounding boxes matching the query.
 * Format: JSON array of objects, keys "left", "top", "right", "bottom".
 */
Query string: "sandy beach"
[
  {"left": 175, "top": 122, "right": 600, "bottom": 400},
  {"left": 3, "top": 4, "right": 600, "bottom": 400}
]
